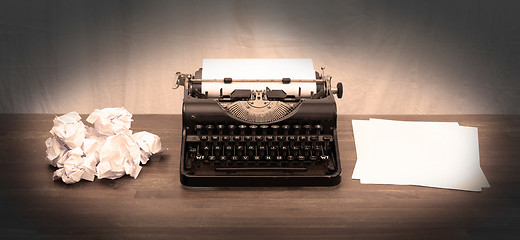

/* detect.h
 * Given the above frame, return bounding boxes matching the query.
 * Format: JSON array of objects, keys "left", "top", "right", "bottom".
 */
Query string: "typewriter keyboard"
[{"left": 183, "top": 124, "right": 338, "bottom": 176}]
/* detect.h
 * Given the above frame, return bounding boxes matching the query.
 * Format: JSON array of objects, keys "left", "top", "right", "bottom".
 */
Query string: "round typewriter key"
[
  {"left": 269, "top": 146, "right": 277, "bottom": 153},
  {"left": 293, "top": 125, "right": 301, "bottom": 135},
  {"left": 214, "top": 146, "right": 222, "bottom": 156},
  {"left": 287, "top": 156, "right": 295, "bottom": 161},
  {"left": 315, "top": 125, "right": 322, "bottom": 135},
  {"left": 303, "top": 125, "right": 312, "bottom": 135},
  {"left": 309, "top": 156, "right": 318, "bottom": 161},
  {"left": 217, "top": 125, "right": 225, "bottom": 134},
  {"left": 203, "top": 146, "right": 210, "bottom": 154},
  {"left": 247, "top": 146, "right": 255, "bottom": 156},
  {"left": 271, "top": 125, "right": 279, "bottom": 135},
  {"left": 303, "top": 145, "right": 311, "bottom": 156},
  {"left": 208, "top": 156, "right": 216, "bottom": 161},
  {"left": 313, "top": 145, "right": 321, "bottom": 155},
  {"left": 249, "top": 125, "right": 258, "bottom": 135},
  {"left": 228, "top": 125, "right": 236, "bottom": 135},
  {"left": 281, "top": 146, "right": 289, "bottom": 156},
  {"left": 225, "top": 146, "right": 233, "bottom": 156},
  {"left": 276, "top": 156, "right": 283, "bottom": 161},
  {"left": 282, "top": 125, "right": 290, "bottom": 135},
  {"left": 238, "top": 125, "right": 247, "bottom": 135},
  {"left": 298, "top": 156, "right": 305, "bottom": 161},
  {"left": 258, "top": 146, "right": 266, "bottom": 156},
  {"left": 260, "top": 125, "right": 269, "bottom": 135},
  {"left": 206, "top": 125, "right": 214, "bottom": 135},
  {"left": 236, "top": 146, "right": 244, "bottom": 155},
  {"left": 196, "top": 125, "right": 203, "bottom": 135}
]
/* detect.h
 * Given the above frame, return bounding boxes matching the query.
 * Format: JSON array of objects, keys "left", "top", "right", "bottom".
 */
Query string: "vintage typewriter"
[{"left": 173, "top": 59, "right": 343, "bottom": 186}]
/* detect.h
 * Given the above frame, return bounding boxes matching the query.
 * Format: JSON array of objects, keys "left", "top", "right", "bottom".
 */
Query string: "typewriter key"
[
  {"left": 205, "top": 125, "right": 214, "bottom": 135},
  {"left": 217, "top": 125, "right": 225, "bottom": 135},
  {"left": 303, "top": 125, "right": 312, "bottom": 135},
  {"left": 293, "top": 125, "right": 301, "bottom": 135},
  {"left": 260, "top": 125, "right": 269, "bottom": 135},
  {"left": 271, "top": 125, "right": 279, "bottom": 135},
  {"left": 315, "top": 125, "right": 322, "bottom": 135},
  {"left": 228, "top": 125, "right": 236, "bottom": 135},
  {"left": 238, "top": 125, "right": 247, "bottom": 135},
  {"left": 195, "top": 125, "right": 203, "bottom": 135},
  {"left": 282, "top": 125, "right": 290, "bottom": 135},
  {"left": 249, "top": 125, "right": 258, "bottom": 135}
]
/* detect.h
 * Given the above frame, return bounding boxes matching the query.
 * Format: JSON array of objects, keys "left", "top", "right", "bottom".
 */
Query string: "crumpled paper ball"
[
  {"left": 86, "top": 107, "right": 133, "bottom": 136},
  {"left": 45, "top": 108, "right": 163, "bottom": 184},
  {"left": 49, "top": 111, "right": 86, "bottom": 149}
]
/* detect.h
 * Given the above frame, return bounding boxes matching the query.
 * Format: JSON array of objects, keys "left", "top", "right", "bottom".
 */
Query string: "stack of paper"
[
  {"left": 45, "top": 108, "right": 163, "bottom": 184},
  {"left": 352, "top": 119, "right": 490, "bottom": 191}
]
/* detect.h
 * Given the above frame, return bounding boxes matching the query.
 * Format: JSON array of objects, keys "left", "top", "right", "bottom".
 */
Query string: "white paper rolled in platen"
[
  {"left": 201, "top": 82, "right": 317, "bottom": 98},
  {"left": 201, "top": 59, "right": 317, "bottom": 97},
  {"left": 202, "top": 59, "right": 316, "bottom": 80}
]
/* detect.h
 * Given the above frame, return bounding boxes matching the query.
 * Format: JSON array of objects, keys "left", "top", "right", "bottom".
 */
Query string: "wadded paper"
[
  {"left": 352, "top": 119, "right": 489, "bottom": 191},
  {"left": 45, "top": 108, "right": 163, "bottom": 184}
]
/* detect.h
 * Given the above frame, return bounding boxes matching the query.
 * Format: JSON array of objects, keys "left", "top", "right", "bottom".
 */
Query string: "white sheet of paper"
[
  {"left": 351, "top": 119, "right": 489, "bottom": 191},
  {"left": 201, "top": 59, "right": 316, "bottom": 80},
  {"left": 352, "top": 119, "right": 460, "bottom": 180}
]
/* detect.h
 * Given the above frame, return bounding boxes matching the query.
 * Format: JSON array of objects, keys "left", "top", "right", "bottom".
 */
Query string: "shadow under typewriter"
[{"left": 174, "top": 60, "right": 343, "bottom": 187}]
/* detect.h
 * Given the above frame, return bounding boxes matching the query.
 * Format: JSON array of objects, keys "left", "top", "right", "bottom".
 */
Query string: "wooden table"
[{"left": 0, "top": 114, "right": 518, "bottom": 239}]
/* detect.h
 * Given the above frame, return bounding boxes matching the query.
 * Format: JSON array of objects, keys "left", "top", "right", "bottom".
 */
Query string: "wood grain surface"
[{"left": 0, "top": 114, "right": 518, "bottom": 239}]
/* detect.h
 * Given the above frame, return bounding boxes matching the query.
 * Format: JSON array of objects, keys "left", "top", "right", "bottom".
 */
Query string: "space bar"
[{"left": 215, "top": 167, "right": 307, "bottom": 172}]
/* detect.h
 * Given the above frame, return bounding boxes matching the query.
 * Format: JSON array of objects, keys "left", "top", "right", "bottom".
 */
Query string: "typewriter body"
[{"left": 173, "top": 59, "right": 343, "bottom": 186}]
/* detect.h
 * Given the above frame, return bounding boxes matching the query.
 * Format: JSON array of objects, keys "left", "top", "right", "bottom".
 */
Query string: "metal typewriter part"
[{"left": 174, "top": 61, "right": 343, "bottom": 186}]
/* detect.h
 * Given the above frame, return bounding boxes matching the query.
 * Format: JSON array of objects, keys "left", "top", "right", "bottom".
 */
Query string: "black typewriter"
[{"left": 173, "top": 59, "right": 343, "bottom": 186}]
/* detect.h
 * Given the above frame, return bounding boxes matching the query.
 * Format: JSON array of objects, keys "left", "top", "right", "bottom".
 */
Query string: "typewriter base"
[{"left": 180, "top": 173, "right": 341, "bottom": 187}]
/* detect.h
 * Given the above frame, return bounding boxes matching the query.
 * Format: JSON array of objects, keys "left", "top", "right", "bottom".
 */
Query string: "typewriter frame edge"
[{"left": 177, "top": 68, "right": 342, "bottom": 187}]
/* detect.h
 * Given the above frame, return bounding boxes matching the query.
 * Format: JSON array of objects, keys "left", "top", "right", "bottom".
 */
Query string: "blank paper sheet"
[{"left": 352, "top": 119, "right": 489, "bottom": 191}]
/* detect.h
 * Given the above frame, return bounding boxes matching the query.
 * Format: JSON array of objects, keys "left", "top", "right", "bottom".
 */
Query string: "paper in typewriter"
[
  {"left": 352, "top": 119, "right": 490, "bottom": 191},
  {"left": 201, "top": 59, "right": 318, "bottom": 97}
]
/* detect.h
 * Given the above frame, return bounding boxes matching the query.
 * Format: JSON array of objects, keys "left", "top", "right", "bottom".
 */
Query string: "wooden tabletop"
[{"left": 0, "top": 114, "right": 518, "bottom": 239}]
